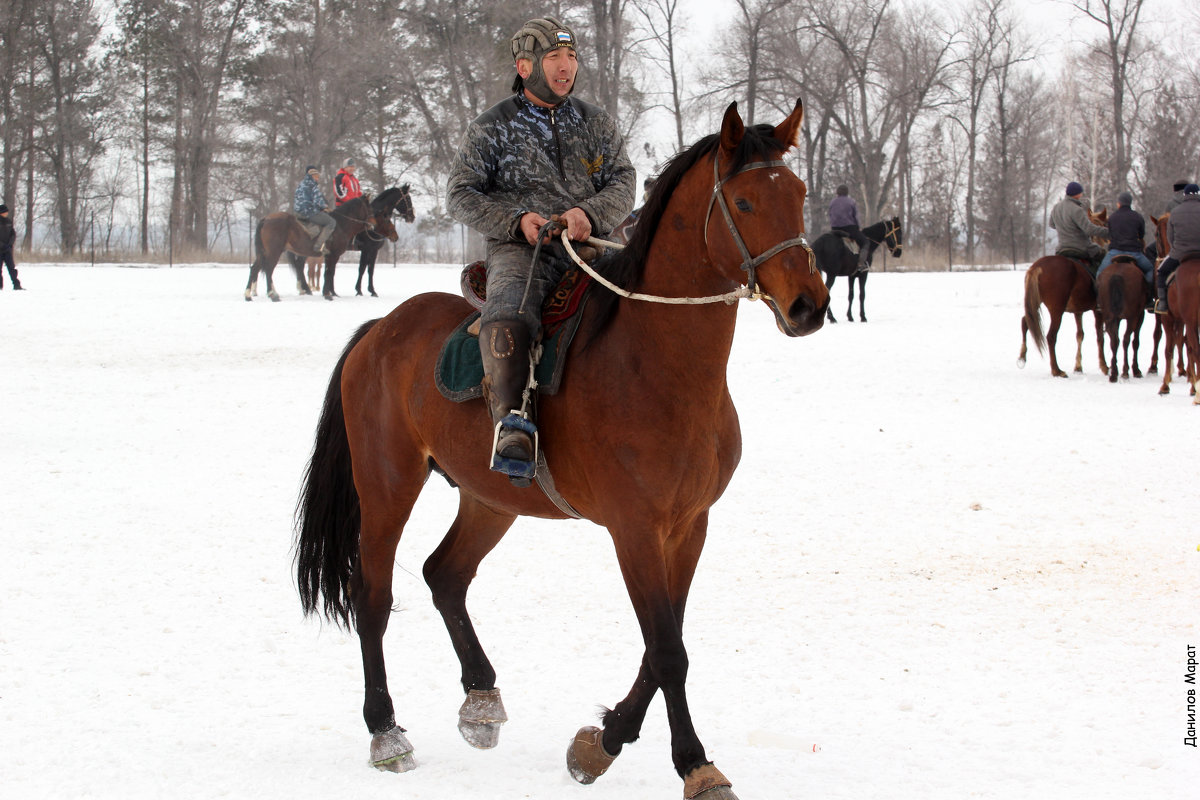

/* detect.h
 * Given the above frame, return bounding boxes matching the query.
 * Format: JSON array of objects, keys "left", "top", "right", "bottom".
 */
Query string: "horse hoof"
[
  {"left": 356, "top": 289, "right": 363, "bottom": 296},
  {"left": 269, "top": 292, "right": 281, "bottom": 302},
  {"left": 1016, "top": 357, "right": 1026, "bottom": 369},
  {"left": 683, "top": 764, "right": 737, "bottom": 800},
  {"left": 457, "top": 688, "right": 507, "bottom": 749},
  {"left": 323, "top": 293, "right": 334, "bottom": 302},
  {"left": 567, "top": 725, "right": 617, "bottom": 785},
  {"left": 370, "top": 726, "right": 416, "bottom": 773},
  {"left": 370, "top": 289, "right": 378, "bottom": 298},
  {"left": 243, "top": 292, "right": 252, "bottom": 302}
]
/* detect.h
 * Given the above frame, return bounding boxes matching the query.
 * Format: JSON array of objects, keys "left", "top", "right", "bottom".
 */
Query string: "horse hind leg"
[
  {"left": 1073, "top": 312, "right": 1086, "bottom": 373},
  {"left": 423, "top": 495, "right": 517, "bottom": 749},
  {"left": 857, "top": 273, "right": 868, "bottom": 322}
]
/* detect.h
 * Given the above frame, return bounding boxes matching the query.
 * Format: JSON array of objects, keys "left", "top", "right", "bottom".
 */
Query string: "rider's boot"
[
  {"left": 314, "top": 226, "right": 333, "bottom": 255},
  {"left": 1154, "top": 283, "right": 1170, "bottom": 315},
  {"left": 479, "top": 320, "right": 537, "bottom": 484},
  {"left": 855, "top": 249, "right": 870, "bottom": 273}
]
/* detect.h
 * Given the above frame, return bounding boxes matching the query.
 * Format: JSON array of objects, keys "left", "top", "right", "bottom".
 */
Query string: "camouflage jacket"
[
  {"left": 1049, "top": 196, "right": 1107, "bottom": 253},
  {"left": 447, "top": 94, "right": 636, "bottom": 242}
]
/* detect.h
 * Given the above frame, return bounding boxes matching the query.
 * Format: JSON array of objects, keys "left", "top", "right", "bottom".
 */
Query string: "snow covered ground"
[{"left": 1, "top": 263, "right": 1196, "bottom": 799}]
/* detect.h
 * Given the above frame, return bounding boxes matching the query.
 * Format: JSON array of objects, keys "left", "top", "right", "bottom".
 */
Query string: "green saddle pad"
[{"left": 435, "top": 307, "right": 587, "bottom": 403}]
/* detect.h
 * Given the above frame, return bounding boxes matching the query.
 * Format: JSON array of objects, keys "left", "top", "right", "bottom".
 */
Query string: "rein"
[{"left": 559, "top": 155, "right": 815, "bottom": 306}]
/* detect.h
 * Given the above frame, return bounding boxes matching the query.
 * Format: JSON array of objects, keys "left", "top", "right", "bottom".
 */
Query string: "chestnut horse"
[
  {"left": 1018, "top": 208, "right": 1109, "bottom": 377},
  {"left": 1096, "top": 260, "right": 1148, "bottom": 382},
  {"left": 243, "top": 195, "right": 376, "bottom": 302},
  {"left": 1158, "top": 260, "right": 1200, "bottom": 399},
  {"left": 355, "top": 185, "right": 416, "bottom": 297},
  {"left": 1149, "top": 212, "right": 1187, "bottom": 382},
  {"left": 294, "top": 100, "right": 828, "bottom": 798}
]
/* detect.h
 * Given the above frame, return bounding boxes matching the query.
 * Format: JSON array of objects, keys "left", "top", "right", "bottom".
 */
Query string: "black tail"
[
  {"left": 294, "top": 319, "right": 380, "bottom": 629},
  {"left": 1108, "top": 272, "right": 1125, "bottom": 324}
]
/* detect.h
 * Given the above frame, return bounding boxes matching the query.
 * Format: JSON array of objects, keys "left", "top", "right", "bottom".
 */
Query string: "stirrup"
[{"left": 490, "top": 413, "right": 538, "bottom": 483}]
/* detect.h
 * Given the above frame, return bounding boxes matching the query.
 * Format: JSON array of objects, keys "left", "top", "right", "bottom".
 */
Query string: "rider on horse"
[
  {"left": 295, "top": 166, "right": 336, "bottom": 255},
  {"left": 828, "top": 185, "right": 869, "bottom": 273},
  {"left": 335, "top": 158, "right": 363, "bottom": 206},
  {"left": 1155, "top": 183, "right": 1200, "bottom": 314},
  {"left": 446, "top": 15, "right": 635, "bottom": 481},
  {"left": 1049, "top": 181, "right": 1107, "bottom": 277},
  {"left": 1097, "top": 190, "right": 1154, "bottom": 307}
]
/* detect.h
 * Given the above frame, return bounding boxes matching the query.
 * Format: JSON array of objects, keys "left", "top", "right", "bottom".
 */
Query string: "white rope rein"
[{"left": 559, "top": 232, "right": 754, "bottom": 305}]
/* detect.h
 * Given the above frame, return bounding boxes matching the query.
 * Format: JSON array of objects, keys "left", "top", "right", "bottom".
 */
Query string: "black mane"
[{"left": 584, "top": 123, "right": 790, "bottom": 338}]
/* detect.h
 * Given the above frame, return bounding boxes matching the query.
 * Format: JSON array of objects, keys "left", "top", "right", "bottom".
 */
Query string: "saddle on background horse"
[
  {"left": 832, "top": 230, "right": 861, "bottom": 255},
  {"left": 1055, "top": 248, "right": 1100, "bottom": 279}
]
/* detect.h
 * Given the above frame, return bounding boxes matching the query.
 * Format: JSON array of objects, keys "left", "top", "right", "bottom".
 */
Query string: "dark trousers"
[
  {"left": 832, "top": 224, "right": 868, "bottom": 252},
  {"left": 0, "top": 250, "right": 17, "bottom": 288}
]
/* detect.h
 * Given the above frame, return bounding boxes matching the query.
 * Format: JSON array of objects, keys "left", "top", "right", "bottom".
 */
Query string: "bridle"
[
  {"left": 867, "top": 219, "right": 901, "bottom": 254},
  {"left": 703, "top": 154, "right": 816, "bottom": 297}
]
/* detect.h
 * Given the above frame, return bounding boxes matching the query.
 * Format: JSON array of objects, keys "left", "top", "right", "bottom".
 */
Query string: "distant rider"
[
  {"left": 1154, "top": 183, "right": 1200, "bottom": 314},
  {"left": 1049, "top": 181, "right": 1107, "bottom": 277},
  {"left": 828, "top": 185, "right": 869, "bottom": 272},
  {"left": 295, "top": 166, "right": 336, "bottom": 254}
]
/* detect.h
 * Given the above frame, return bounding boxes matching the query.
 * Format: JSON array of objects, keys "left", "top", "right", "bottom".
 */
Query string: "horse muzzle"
[{"left": 766, "top": 292, "right": 828, "bottom": 337}]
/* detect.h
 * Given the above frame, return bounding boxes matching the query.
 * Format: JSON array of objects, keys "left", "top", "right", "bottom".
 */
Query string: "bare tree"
[
  {"left": 1068, "top": 0, "right": 1147, "bottom": 189},
  {"left": 629, "top": 0, "right": 687, "bottom": 151}
]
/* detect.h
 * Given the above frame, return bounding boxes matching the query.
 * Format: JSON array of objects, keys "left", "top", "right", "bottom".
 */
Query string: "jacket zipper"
[{"left": 550, "top": 108, "right": 566, "bottom": 181}]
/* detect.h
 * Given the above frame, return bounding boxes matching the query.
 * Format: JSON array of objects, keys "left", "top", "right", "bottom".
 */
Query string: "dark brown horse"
[
  {"left": 1097, "top": 260, "right": 1148, "bottom": 382},
  {"left": 1018, "top": 208, "right": 1109, "bottom": 377},
  {"left": 355, "top": 185, "right": 416, "bottom": 297},
  {"left": 1149, "top": 212, "right": 1187, "bottom": 381},
  {"left": 294, "top": 100, "right": 828, "bottom": 798},
  {"left": 1158, "top": 259, "right": 1200, "bottom": 399},
  {"left": 243, "top": 195, "right": 376, "bottom": 302}
]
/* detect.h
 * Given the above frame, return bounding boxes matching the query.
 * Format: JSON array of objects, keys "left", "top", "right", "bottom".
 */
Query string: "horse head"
[
  {"left": 885, "top": 216, "right": 903, "bottom": 257},
  {"left": 706, "top": 98, "right": 829, "bottom": 336},
  {"left": 1153, "top": 212, "right": 1170, "bottom": 260},
  {"left": 396, "top": 184, "right": 415, "bottom": 224}
]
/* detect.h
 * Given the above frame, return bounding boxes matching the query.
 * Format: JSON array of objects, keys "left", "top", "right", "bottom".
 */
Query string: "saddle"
[
  {"left": 296, "top": 217, "right": 323, "bottom": 238},
  {"left": 435, "top": 263, "right": 592, "bottom": 403},
  {"left": 1056, "top": 249, "right": 1099, "bottom": 278},
  {"left": 833, "top": 230, "right": 861, "bottom": 255}
]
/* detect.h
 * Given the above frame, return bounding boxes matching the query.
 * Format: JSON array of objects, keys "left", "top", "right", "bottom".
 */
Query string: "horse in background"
[
  {"left": 1158, "top": 259, "right": 1200, "bottom": 399},
  {"left": 811, "top": 217, "right": 902, "bottom": 322},
  {"left": 1096, "top": 259, "right": 1147, "bottom": 382},
  {"left": 294, "top": 100, "right": 828, "bottom": 797},
  {"left": 355, "top": 185, "right": 415, "bottom": 297},
  {"left": 245, "top": 195, "right": 377, "bottom": 302},
  {"left": 1018, "top": 207, "right": 1109, "bottom": 377},
  {"left": 1149, "top": 212, "right": 1186, "bottom": 381}
]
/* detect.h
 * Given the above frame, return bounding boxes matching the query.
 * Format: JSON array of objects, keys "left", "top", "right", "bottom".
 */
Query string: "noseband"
[{"left": 704, "top": 155, "right": 816, "bottom": 297}]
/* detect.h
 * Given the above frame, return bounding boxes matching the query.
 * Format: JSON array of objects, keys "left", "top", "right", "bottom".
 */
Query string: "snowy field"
[{"left": 1, "top": 263, "right": 1196, "bottom": 799}]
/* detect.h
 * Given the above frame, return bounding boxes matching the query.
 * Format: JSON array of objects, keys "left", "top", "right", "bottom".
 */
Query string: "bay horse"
[
  {"left": 294, "top": 100, "right": 828, "bottom": 798},
  {"left": 1018, "top": 208, "right": 1109, "bottom": 377},
  {"left": 811, "top": 217, "right": 902, "bottom": 323},
  {"left": 1096, "top": 260, "right": 1147, "bottom": 382},
  {"left": 1149, "top": 212, "right": 1187, "bottom": 381},
  {"left": 1158, "top": 259, "right": 1200, "bottom": 399},
  {"left": 355, "top": 185, "right": 416, "bottom": 297},
  {"left": 243, "top": 195, "right": 376, "bottom": 302}
]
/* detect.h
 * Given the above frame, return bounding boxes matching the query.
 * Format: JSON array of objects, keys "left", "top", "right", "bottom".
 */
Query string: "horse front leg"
[
  {"left": 355, "top": 257, "right": 367, "bottom": 296},
  {"left": 322, "top": 257, "right": 338, "bottom": 300},
  {"left": 1093, "top": 310, "right": 1108, "bottom": 373},
  {"left": 570, "top": 513, "right": 737, "bottom": 799},
  {"left": 1149, "top": 316, "right": 1162, "bottom": 374},
  {"left": 1130, "top": 323, "right": 1142, "bottom": 379},
  {"left": 368, "top": 257, "right": 378, "bottom": 297},
  {"left": 423, "top": 496, "right": 516, "bottom": 749},
  {"left": 824, "top": 274, "right": 838, "bottom": 323},
  {"left": 1072, "top": 312, "right": 1086, "bottom": 373}
]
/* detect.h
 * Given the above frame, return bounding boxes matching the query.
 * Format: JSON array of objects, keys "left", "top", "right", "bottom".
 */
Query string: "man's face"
[
  {"left": 309, "top": 171, "right": 320, "bottom": 180},
  {"left": 540, "top": 46, "right": 577, "bottom": 99}
]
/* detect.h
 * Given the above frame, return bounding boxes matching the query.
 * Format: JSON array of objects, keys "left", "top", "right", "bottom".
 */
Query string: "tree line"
[{"left": 0, "top": 0, "right": 1196, "bottom": 266}]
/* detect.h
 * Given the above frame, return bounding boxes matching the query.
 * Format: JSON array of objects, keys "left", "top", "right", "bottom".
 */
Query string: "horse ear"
[
  {"left": 719, "top": 101, "right": 744, "bottom": 152},
  {"left": 773, "top": 98, "right": 804, "bottom": 150}
]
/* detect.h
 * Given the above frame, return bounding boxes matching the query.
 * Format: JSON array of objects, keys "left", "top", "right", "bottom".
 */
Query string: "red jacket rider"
[{"left": 334, "top": 158, "right": 362, "bottom": 206}]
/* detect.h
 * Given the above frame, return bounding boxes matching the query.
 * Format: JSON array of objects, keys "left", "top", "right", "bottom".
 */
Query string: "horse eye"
[{"left": 735, "top": 199, "right": 752, "bottom": 213}]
